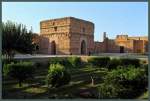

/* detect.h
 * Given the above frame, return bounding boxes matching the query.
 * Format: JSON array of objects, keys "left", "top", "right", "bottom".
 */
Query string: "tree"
[
  {"left": 2, "top": 21, "right": 35, "bottom": 60},
  {"left": 3, "top": 62, "right": 35, "bottom": 87},
  {"left": 46, "top": 64, "right": 71, "bottom": 88}
]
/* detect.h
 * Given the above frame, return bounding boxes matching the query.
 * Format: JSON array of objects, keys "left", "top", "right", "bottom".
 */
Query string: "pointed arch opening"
[
  {"left": 120, "top": 46, "right": 124, "bottom": 53},
  {"left": 51, "top": 41, "right": 56, "bottom": 55},
  {"left": 81, "top": 40, "right": 86, "bottom": 55}
]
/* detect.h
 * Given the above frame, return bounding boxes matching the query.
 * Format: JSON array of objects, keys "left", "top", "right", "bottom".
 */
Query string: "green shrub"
[
  {"left": 67, "top": 57, "right": 82, "bottom": 68},
  {"left": 34, "top": 61, "right": 49, "bottom": 69},
  {"left": 88, "top": 57, "right": 110, "bottom": 67},
  {"left": 98, "top": 83, "right": 120, "bottom": 99},
  {"left": 46, "top": 64, "right": 71, "bottom": 88},
  {"left": 49, "top": 57, "right": 65, "bottom": 65},
  {"left": 49, "top": 57, "right": 72, "bottom": 69},
  {"left": 3, "top": 62, "right": 35, "bottom": 87},
  {"left": 107, "top": 58, "right": 121, "bottom": 70},
  {"left": 2, "top": 59, "right": 18, "bottom": 67},
  {"left": 49, "top": 57, "right": 82, "bottom": 69},
  {"left": 98, "top": 66, "right": 148, "bottom": 99},
  {"left": 107, "top": 58, "right": 141, "bottom": 70},
  {"left": 120, "top": 58, "right": 140, "bottom": 67},
  {"left": 141, "top": 64, "right": 148, "bottom": 76}
]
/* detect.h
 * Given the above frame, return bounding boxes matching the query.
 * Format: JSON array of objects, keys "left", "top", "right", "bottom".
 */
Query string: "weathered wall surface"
[
  {"left": 37, "top": 17, "right": 148, "bottom": 55},
  {"left": 115, "top": 35, "right": 134, "bottom": 53},
  {"left": 69, "top": 18, "right": 94, "bottom": 55},
  {"left": 40, "top": 17, "right": 70, "bottom": 35},
  {"left": 94, "top": 34, "right": 148, "bottom": 54},
  {"left": 40, "top": 17, "right": 71, "bottom": 55},
  {"left": 94, "top": 42, "right": 105, "bottom": 53},
  {"left": 39, "top": 17, "right": 94, "bottom": 55}
]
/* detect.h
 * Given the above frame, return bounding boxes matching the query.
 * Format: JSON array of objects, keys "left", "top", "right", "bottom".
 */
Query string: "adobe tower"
[{"left": 39, "top": 17, "right": 94, "bottom": 55}]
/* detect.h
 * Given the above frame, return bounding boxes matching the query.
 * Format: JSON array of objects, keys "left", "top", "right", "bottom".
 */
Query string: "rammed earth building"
[{"left": 33, "top": 17, "right": 148, "bottom": 55}]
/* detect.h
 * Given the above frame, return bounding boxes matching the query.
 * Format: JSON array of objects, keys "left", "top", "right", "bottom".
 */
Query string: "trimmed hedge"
[
  {"left": 49, "top": 57, "right": 71, "bottom": 69},
  {"left": 67, "top": 57, "right": 82, "bottom": 68},
  {"left": 120, "top": 58, "right": 140, "bottom": 67},
  {"left": 49, "top": 57, "right": 82, "bottom": 69},
  {"left": 107, "top": 58, "right": 121, "bottom": 70},
  {"left": 46, "top": 64, "right": 71, "bottom": 88},
  {"left": 3, "top": 62, "right": 35, "bottom": 87},
  {"left": 107, "top": 58, "right": 141, "bottom": 70},
  {"left": 141, "top": 64, "right": 148, "bottom": 76},
  {"left": 2, "top": 59, "right": 18, "bottom": 69},
  {"left": 49, "top": 57, "right": 67, "bottom": 65},
  {"left": 98, "top": 65, "right": 148, "bottom": 99},
  {"left": 49, "top": 57, "right": 141, "bottom": 70},
  {"left": 88, "top": 57, "right": 110, "bottom": 67}
]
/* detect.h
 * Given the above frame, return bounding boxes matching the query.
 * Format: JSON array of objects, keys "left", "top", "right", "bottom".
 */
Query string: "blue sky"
[{"left": 2, "top": 2, "right": 148, "bottom": 41}]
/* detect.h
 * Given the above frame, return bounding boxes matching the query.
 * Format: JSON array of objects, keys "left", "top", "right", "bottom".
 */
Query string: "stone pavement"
[{"left": 13, "top": 53, "right": 148, "bottom": 60}]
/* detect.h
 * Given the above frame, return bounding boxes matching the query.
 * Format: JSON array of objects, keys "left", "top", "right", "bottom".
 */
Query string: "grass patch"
[
  {"left": 138, "top": 90, "right": 148, "bottom": 99},
  {"left": 24, "top": 87, "right": 47, "bottom": 94},
  {"left": 12, "top": 83, "right": 29, "bottom": 89}
]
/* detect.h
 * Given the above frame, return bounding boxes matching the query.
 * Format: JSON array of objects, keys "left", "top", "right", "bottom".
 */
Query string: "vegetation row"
[{"left": 3, "top": 56, "right": 148, "bottom": 99}]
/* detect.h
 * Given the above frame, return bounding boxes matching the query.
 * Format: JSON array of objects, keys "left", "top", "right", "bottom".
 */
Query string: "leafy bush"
[
  {"left": 107, "top": 58, "right": 120, "bottom": 70},
  {"left": 106, "top": 58, "right": 141, "bottom": 70},
  {"left": 98, "top": 66, "right": 148, "bottom": 99},
  {"left": 120, "top": 58, "right": 140, "bottom": 67},
  {"left": 2, "top": 59, "right": 18, "bottom": 67},
  {"left": 49, "top": 57, "right": 72, "bottom": 69},
  {"left": 88, "top": 57, "right": 110, "bottom": 67},
  {"left": 49, "top": 57, "right": 83, "bottom": 69},
  {"left": 46, "top": 64, "right": 71, "bottom": 88},
  {"left": 49, "top": 57, "right": 65, "bottom": 65},
  {"left": 141, "top": 64, "right": 148, "bottom": 76},
  {"left": 67, "top": 57, "right": 82, "bottom": 68},
  {"left": 3, "top": 62, "right": 35, "bottom": 87},
  {"left": 34, "top": 61, "right": 49, "bottom": 69},
  {"left": 98, "top": 83, "right": 120, "bottom": 99},
  {"left": 2, "top": 59, "right": 18, "bottom": 75}
]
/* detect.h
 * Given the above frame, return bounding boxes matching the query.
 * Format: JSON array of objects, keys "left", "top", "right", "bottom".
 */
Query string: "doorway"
[
  {"left": 51, "top": 41, "right": 56, "bottom": 55},
  {"left": 81, "top": 40, "right": 86, "bottom": 55},
  {"left": 120, "top": 46, "right": 124, "bottom": 53}
]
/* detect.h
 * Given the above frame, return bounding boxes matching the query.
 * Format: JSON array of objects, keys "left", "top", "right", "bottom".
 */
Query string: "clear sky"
[{"left": 2, "top": 2, "right": 148, "bottom": 41}]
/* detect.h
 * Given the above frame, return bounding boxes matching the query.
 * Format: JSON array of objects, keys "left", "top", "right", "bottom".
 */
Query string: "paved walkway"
[{"left": 12, "top": 53, "right": 148, "bottom": 60}]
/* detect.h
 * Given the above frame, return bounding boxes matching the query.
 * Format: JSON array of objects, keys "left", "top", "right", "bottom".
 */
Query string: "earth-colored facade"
[
  {"left": 35, "top": 17, "right": 148, "bottom": 55},
  {"left": 94, "top": 32, "right": 148, "bottom": 53},
  {"left": 39, "top": 17, "right": 94, "bottom": 55}
]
